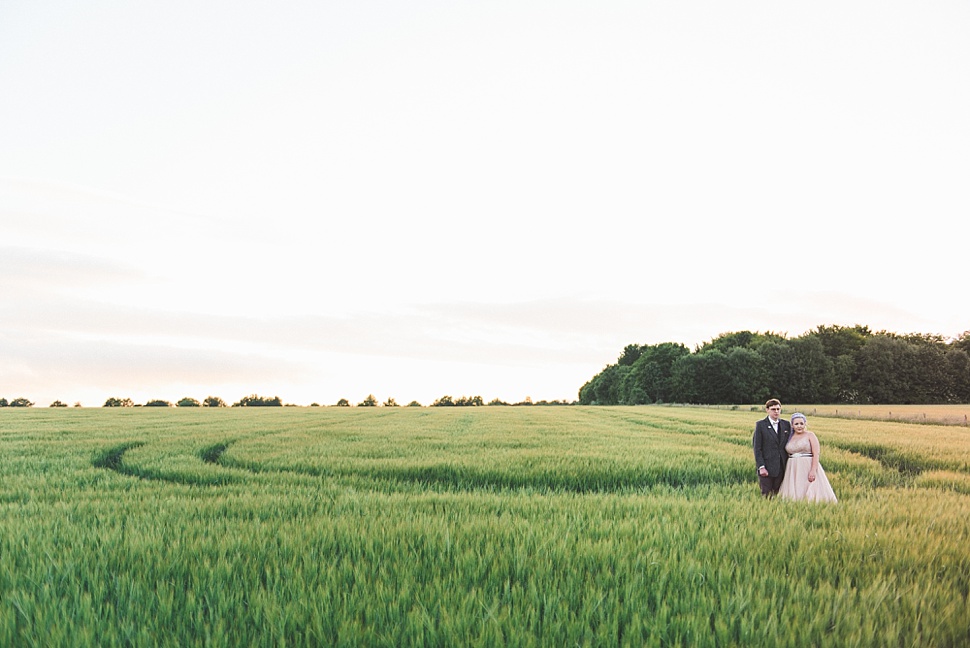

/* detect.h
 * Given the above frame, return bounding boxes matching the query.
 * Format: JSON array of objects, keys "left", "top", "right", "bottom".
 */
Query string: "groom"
[{"left": 753, "top": 398, "right": 791, "bottom": 498}]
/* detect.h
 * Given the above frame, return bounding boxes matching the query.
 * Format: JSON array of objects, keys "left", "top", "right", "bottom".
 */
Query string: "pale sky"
[{"left": 2, "top": 1, "right": 968, "bottom": 407}]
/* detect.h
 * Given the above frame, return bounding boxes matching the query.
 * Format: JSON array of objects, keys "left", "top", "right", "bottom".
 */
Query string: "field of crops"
[
  {"left": 1, "top": 406, "right": 968, "bottom": 647},
  {"left": 789, "top": 403, "right": 970, "bottom": 427}
]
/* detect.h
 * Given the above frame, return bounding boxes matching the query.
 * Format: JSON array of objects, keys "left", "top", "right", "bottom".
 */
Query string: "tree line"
[
  {"left": 0, "top": 394, "right": 572, "bottom": 408},
  {"left": 579, "top": 325, "right": 970, "bottom": 405},
  {"left": 0, "top": 396, "right": 267, "bottom": 408}
]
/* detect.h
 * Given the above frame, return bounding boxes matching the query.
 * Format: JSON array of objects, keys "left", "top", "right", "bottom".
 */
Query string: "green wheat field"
[{"left": 2, "top": 406, "right": 968, "bottom": 647}]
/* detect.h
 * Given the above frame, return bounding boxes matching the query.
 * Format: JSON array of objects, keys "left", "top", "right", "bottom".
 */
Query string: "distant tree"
[
  {"left": 203, "top": 396, "right": 227, "bottom": 408},
  {"left": 945, "top": 348, "right": 970, "bottom": 402},
  {"left": 785, "top": 336, "right": 835, "bottom": 403},
  {"left": 309, "top": 402, "right": 320, "bottom": 407},
  {"left": 900, "top": 342, "right": 946, "bottom": 403},
  {"left": 383, "top": 397, "right": 399, "bottom": 407},
  {"left": 177, "top": 397, "right": 201, "bottom": 407},
  {"left": 488, "top": 398, "right": 510, "bottom": 406},
  {"left": 672, "top": 351, "right": 732, "bottom": 403},
  {"left": 578, "top": 364, "right": 628, "bottom": 405},
  {"left": 233, "top": 394, "right": 282, "bottom": 407},
  {"left": 50, "top": 400, "right": 69, "bottom": 408},
  {"left": 617, "top": 344, "right": 646, "bottom": 366},
  {"left": 856, "top": 332, "right": 955, "bottom": 404},
  {"left": 407, "top": 400, "right": 422, "bottom": 407},
  {"left": 10, "top": 397, "right": 34, "bottom": 407},
  {"left": 432, "top": 395, "right": 484, "bottom": 406},
  {"left": 698, "top": 330, "right": 785, "bottom": 354},
  {"left": 619, "top": 367, "right": 650, "bottom": 405},
  {"left": 953, "top": 331, "right": 970, "bottom": 356},
  {"left": 724, "top": 347, "right": 768, "bottom": 404},
  {"left": 0, "top": 398, "right": 7, "bottom": 407},
  {"left": 358, "top": 394, "right": 378, "bottom": 407},
  {"left": 104, "top": 397, "right": 134, "bottom": 408},
  {"left": 74, "top": 402, "right": 83, "bottom": 408},
  {"left": 813, "top": 324, "right": 870, "bottom": 358},
  {"left": 144, "top": 399, "right": 172, "bottom": 407},
  {"left": 336, "top": 398, "right": 350, "bottom": 407},
  {"left": 632, "top": 342, "right": 691, "bottom": 403},
  {"left": 856, "top": 336, "right": 906, "bottom": 404},
  {"left": 756, "top": 340, "right": 798, "bottom": 400}
]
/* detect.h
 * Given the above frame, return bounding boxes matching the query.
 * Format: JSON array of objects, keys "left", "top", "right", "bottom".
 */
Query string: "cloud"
[
  {"left": 1, "top": 245, "right": 144, "bottom": 295},
  {"left": 0, "top": 177, "right": 216, "bottom": 244},
  {"left": 0, "top": 276, "right": 959, "bottom": 407},
  {"left": 0, "top": 328, "right": 304, "bottom": 404}
]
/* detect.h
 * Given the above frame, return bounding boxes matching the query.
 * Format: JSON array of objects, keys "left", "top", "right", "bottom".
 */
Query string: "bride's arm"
[{"left": 808, "top": 432, "right": 821, "bottom": 482}]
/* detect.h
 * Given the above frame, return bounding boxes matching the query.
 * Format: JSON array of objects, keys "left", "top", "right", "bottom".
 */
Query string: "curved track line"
[{"left": 93, "top": 441, "right": 242, "bottom": 486}]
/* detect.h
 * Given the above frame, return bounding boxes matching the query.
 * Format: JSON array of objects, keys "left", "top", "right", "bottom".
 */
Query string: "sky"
[{"left": 1, "top": 1, "right": 968, "bottom": 407}]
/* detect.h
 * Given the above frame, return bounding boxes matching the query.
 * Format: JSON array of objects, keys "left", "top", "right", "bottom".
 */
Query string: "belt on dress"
[{"left": 788, "top": 452, "right": 813, "bottom": 458}]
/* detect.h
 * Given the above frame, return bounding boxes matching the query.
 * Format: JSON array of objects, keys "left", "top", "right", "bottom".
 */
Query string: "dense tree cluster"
[
  {"left": 432, "top": 395, "right": 485, "bottom": 407},
  {"left": 232, "top": 394, "right": 283, "bottom": 407},
  {"left": 0, "top": 397, "right": 35, "bottom": 407},
  {"left": 579, "top": 326, "right": 970, "bottom": 405},
  {"left": 94, "top": 395, "right": 238, "bottom": 407},
  {"left": 428, "top": 395, "right": 570, "bottom": 407},
  {"left": 103, "top": 397, "right": 135, "bottom": 407}
]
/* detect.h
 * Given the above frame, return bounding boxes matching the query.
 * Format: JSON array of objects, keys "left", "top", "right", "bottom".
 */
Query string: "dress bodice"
[{"left": 785, "top": 433, "right": 813, "bottom": 455}]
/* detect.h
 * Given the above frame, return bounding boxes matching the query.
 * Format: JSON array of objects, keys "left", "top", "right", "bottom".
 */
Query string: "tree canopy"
[
  {"left": 579, "top": 325, "right": 970, "bottom": 405},
  {"left": 232, "top": 395, "right": 283, "bottom": 407}
]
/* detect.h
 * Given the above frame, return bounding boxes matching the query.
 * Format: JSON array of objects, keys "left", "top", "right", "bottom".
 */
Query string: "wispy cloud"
[{"left": 1, "top": 245, "right": 144, "bottom": 294}]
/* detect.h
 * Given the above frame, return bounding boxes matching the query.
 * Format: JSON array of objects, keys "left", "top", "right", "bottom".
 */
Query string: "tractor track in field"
[
  {"left": 94, "top": 437, "right": 753, "bottom": 493},
  {"left": 92, "top": 440, "right": 241, "bottom": 486}
]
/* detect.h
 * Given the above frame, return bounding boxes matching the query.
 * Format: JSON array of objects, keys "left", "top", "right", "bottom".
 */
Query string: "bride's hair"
[{"left": 790, "top": 413, "right": 807, "bottom": 425}]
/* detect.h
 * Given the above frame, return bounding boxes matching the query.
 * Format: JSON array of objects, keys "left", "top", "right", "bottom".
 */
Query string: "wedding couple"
[{"left": 753, "top": 399, "right": 838, "bottom": 503}]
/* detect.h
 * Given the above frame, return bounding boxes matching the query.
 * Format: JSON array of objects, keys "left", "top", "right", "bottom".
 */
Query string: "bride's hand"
[{"left": 808, "top": 471, "right": 816, "bottom": 482}]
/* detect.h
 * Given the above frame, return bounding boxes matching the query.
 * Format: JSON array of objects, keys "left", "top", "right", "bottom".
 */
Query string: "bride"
[{"left": 778, "top": 413, "right": 838, "bottom": 503}]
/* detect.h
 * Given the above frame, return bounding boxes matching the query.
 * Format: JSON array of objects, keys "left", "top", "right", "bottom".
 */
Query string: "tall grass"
[{"left": 1, "top": 406, "right": 968, "bottom": 646}]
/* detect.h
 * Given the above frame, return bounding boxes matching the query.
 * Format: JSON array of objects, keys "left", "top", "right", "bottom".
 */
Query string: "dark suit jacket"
[{"left": 753, "top": 416, "right": 791, "bottom": 477}]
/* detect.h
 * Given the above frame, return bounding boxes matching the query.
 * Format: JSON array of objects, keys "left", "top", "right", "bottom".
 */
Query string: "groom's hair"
[{"left": 765, "top": 398, "right": 781, "bottom": 409}]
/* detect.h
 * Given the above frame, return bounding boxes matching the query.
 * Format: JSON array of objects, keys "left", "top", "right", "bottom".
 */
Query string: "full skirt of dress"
[{"left": 778, "top": 457, "right": 838, "bottom": 503}]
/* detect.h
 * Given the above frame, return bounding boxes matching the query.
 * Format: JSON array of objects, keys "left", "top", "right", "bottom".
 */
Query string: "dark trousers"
[{"left": 759, "top": 473, "right": 784, "bottom": 497}]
